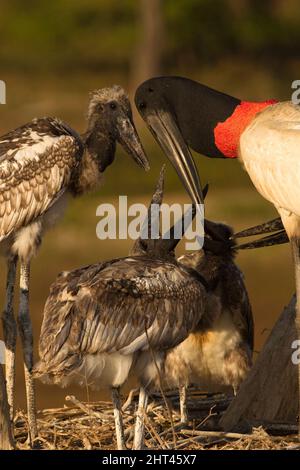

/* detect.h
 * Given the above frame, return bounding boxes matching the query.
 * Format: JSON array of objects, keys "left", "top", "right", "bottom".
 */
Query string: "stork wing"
[
  {"left": 37, "top": 257, "right": 205, "bottom": 375},
  {"left": 0, "top": 117, "right": 83, "bottom": 240}
]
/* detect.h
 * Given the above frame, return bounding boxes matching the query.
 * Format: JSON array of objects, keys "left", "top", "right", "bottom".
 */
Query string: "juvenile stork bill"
[
  {"left": 33, "top": 168, "right": 208, "bottom": 450},
  {"left": 0, "top": 85, "right": 149, "bottom": 442},
  {"left": 135, "top": 76, "right": 300, "bottom": 431}
]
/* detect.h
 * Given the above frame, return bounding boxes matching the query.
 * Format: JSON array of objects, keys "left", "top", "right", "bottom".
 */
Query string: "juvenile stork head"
[
  {"left": 178, "top": 216, "right": 288, "bottom": 284},
  {"left": 176, "top": 221, "right": 233, "bottom": 290},
  {"left": 85, "top": 85, "right": 149, "bottom": 172}
]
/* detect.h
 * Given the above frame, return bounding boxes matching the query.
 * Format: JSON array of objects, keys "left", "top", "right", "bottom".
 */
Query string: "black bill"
[
  {"left": 234, "top": 217, "right": 288, "bottom": 250},
  {"left": 117, "top": 116, "right": 150, "bottom": 171},
  {"left": 233, "top": 217, "right": 284, "bottom": 239},
  {"left": 145, "top": 109, "right": 203, "bottom": 205},
  {"left": 236, "top": 230, "right": 288, "bottom": 250}
]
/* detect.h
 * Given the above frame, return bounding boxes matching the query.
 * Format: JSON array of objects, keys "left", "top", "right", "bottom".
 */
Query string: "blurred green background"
[{"left": 0, "top": 0, "right": 297, "bottom": 408}]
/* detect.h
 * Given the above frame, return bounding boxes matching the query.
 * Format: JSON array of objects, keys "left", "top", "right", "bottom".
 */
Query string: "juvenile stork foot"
[
  {"left": 133, "top": 386, "right": 148, "bottom": 450},
  {"left": 111, "top": 387, "right": 126, "bottom": 450},
  {"left": 17, "top": 261, "right": 37, "bottom": 443},
  {"left": 179, "top": 385, "right": 188, "bottom": 425},
  {"left": 2, "top": 256, "right": 18, "bottom": 421},
  {"left": 291, "top": 238, "right": 300, "bottom": 438}
]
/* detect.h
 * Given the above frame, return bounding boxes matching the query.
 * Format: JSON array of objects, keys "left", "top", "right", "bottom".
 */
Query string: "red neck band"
[{"left": 214, "top": 100, "right": 277, "bottom": 158}]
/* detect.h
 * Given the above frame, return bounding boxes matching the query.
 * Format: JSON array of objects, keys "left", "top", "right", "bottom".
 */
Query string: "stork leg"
[
  {"left": 111, "top": 387, "right": 126, "bottom": 450},
  {"left": 133, "top": 386, "right": 148, "bottom": 450},
  {"left": 291, "top": 237, "right": 300, "bottom": 437},
  {"left": 179, "top": 385, "right": 188, "bottom": 424},
  {"left": 17, "top": 261, "right": 37, "bottom": 443},
  {"left": 2, "top": 255, "right": 18, "bottom": 421}
]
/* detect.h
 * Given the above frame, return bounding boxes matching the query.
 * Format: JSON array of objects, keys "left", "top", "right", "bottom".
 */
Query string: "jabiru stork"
[
  {"left": 33, "top": 167, "right": 208, "bottom": 450},
  {"left": 135, "top": 76, "right": 300, "bottom": 431},
  {"left": 0, "top": 85, "right": 149, "bottom": 443}
]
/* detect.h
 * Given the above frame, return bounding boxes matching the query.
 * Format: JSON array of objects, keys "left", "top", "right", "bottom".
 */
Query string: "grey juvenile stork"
[
  {"left": 33, "top": 168, "right": 208, "bottom": 450},
  {"left": 0, "top": 85, "right": 149, "bottom": 442}
]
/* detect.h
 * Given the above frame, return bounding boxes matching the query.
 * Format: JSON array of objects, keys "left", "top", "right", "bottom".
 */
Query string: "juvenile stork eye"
[
  {"left": 110, "top": 102, "right": 117, "bottom": 110},
  {"left": 139, "top": 102, "right": 146, "bottom": 110}
]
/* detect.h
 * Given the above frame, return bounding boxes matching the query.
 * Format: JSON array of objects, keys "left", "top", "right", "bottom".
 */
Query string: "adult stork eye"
[
  {"left": 148, "top": 87, "right": 154, "bottom": 93},
  {"left": 110, "top": 102, "right": 117, "bottom": 110}
]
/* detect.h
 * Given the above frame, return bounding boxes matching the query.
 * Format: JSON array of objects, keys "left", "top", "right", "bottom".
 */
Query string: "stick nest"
[{"left": 13, "top": 390, "right": 299, "bottom": 450}]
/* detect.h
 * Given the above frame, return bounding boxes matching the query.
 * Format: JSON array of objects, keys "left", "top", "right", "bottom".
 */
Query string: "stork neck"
[
  {"left": 72, "top": 131, "right": 115, "bottom": 195},
  {"left": 73, "top": 151, "right": 102, "bottom": 195},
  {"left": 214, "top": 100, "right": 277, "bottom": 159},
  {"left": 84, "top": 127, "right": 116, "bottom": 166},
  {"left": 197, "top": 252, "right": 234, "bottom": 292}
]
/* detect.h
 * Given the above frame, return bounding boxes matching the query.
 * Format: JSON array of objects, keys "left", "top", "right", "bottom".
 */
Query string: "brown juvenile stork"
[
  {"left": 166, "top": 221, "right": 254, "bottom": 423},
  {"left": 0, "top": 85, "right": 149, "bottom": 442},
  {"left": 33, "top": 168, "right": 208, "bottom": 450},
  {"left": 174, "top": 219, "right": 288, "bottom": 424}
]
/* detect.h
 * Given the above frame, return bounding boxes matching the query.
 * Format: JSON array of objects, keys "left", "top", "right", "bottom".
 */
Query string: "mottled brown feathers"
[
  {"left": 34, "top": 256, "right": 206, "bottom": 381},
  {"left": 0, "top": 118, "right": 83, "bottom": 241}
]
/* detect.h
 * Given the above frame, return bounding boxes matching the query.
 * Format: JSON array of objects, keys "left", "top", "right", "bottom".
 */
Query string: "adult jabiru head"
[{"left": 135, "top": 76, "right": 276, "bottom": 206}]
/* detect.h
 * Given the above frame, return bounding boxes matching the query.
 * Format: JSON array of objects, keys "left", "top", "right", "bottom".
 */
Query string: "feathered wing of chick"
[
  {"left": 34, "top": 256, "right": 206, "bottom": 381},
  {"left": 0, "top": 117, "right": 83, "bottom": 240},
  {"left": 218, "top": 260, "right": 254, "bottom": 352}
]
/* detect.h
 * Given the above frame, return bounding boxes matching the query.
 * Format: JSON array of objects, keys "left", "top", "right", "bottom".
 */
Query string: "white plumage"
[
  {"left": 238, "top": 100, "right": 300, "bottom": 433},
  {"left": 240, "top": 102, "right": 300, "bottom": 237}
]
